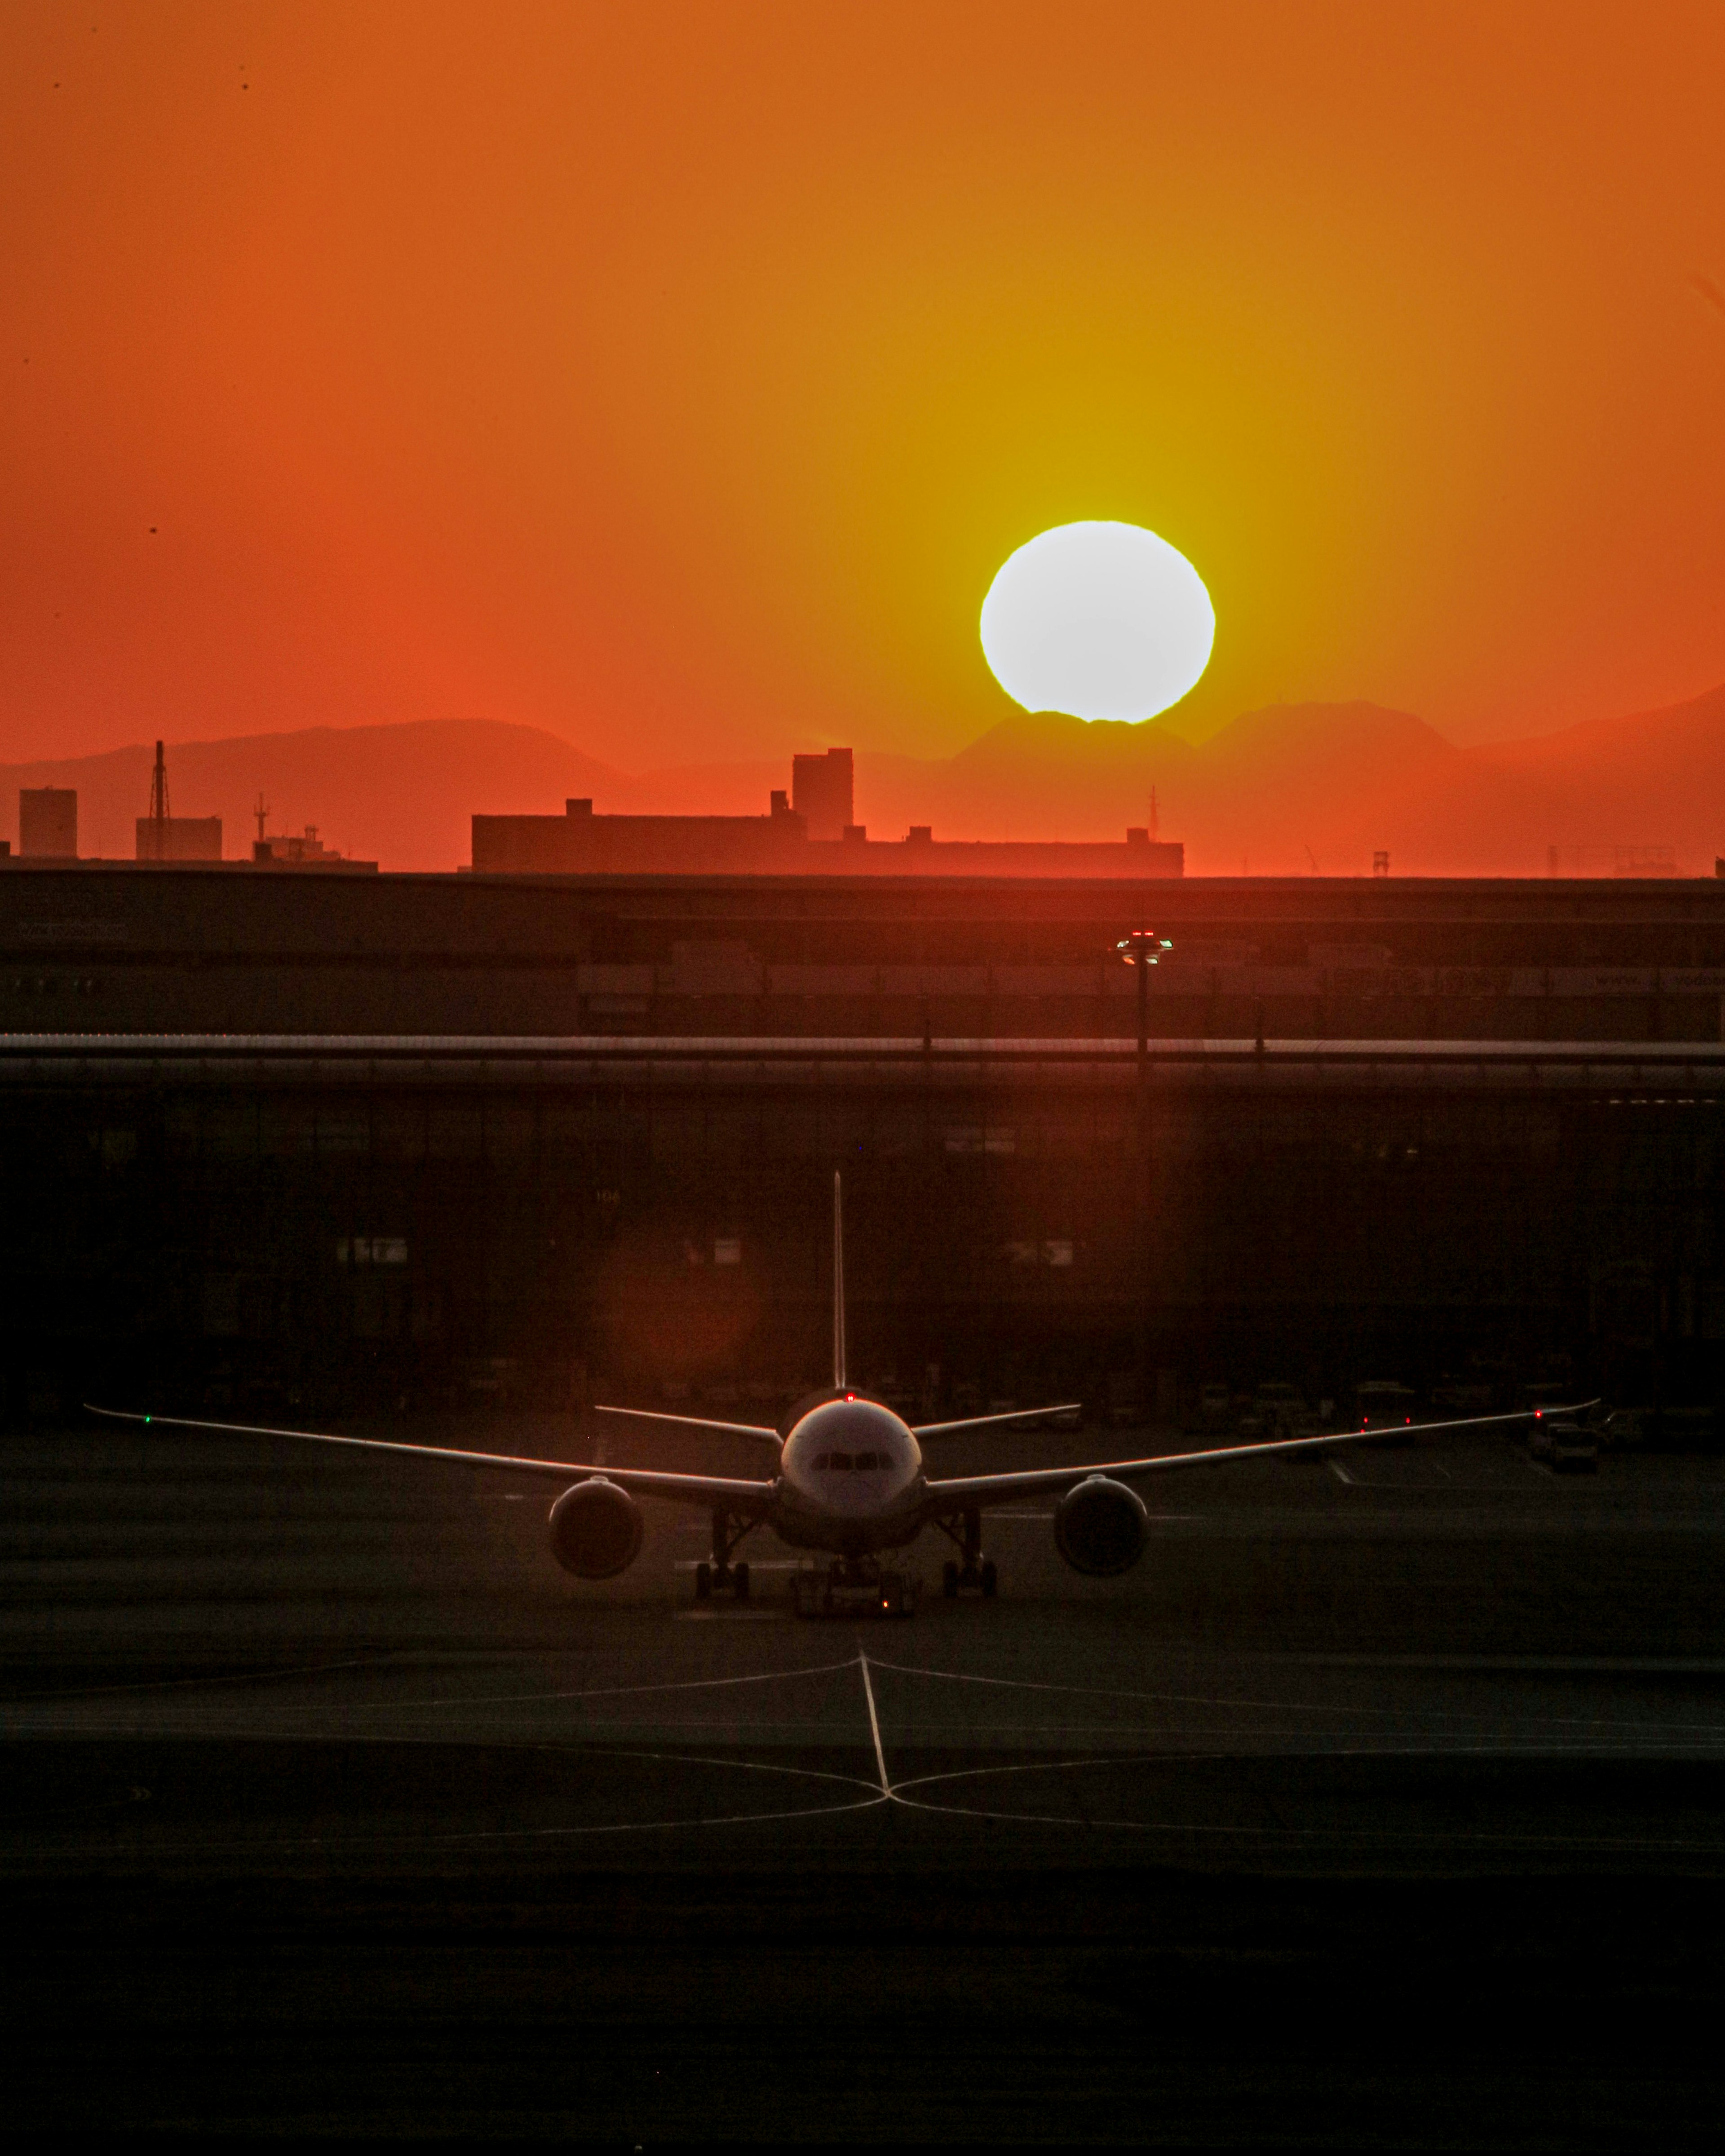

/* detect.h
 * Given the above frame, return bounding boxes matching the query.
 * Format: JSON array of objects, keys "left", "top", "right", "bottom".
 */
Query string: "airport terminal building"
[{"left": 1, "top": 863, "right": 1721, "bottom": 1427}]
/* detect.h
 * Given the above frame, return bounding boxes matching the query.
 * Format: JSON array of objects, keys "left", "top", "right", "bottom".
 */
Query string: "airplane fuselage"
[{"left": 770, "top": 1395, "right": 930, "bottom": 1557}]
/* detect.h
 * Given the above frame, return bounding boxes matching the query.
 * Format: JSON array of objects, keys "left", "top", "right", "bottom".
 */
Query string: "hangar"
[{"left": 1, "top": 866, "right": 1721, "bottom": 1426}]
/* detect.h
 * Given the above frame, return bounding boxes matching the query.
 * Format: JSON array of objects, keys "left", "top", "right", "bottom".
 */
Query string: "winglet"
[{"left": 833, "top": 1170, "right": 847, "bottom": 1391}]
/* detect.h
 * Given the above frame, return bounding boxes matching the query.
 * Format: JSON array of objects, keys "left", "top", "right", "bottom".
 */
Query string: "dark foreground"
[
  {"left": 6, "top": 1418, "right": 1725, "bottom": 2141},
  {"left": 10, "top": 1842, "right": 1725, "bottom": 2143}
]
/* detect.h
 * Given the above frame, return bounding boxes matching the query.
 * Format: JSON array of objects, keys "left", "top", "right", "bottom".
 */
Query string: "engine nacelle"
[
  {"left": 548, "top": 1477, "right": 643, "bottom": 1579},
  {"left": 1053, "top": 1475, "right": 1147, "bottom": 1577}
]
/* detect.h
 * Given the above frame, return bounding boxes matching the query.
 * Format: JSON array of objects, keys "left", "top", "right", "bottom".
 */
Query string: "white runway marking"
[
  {"left": 863, "top": 1654, "right": 1725, "bottom": 1742},
  {"left": 1328, "top": 1459, "right": 1354, "bottom": 1484},
  {"left": 14, "top": 1646, "right": 1725, "bottom": 1862},
  {"left": 33, "top": 1750, "right": 892, "bottom": 1862},
  {"left": 881, "top": 1753, "right": 1725, "bottom": 1851},
  {"left": 858, "top": 1652, "right": 891, "bottom": 1796},
  {"left": 0, "top": 1655, "right": 865, "bottom": 1731},
  {"left": 0, "top": 1652, "right": 393, "bottom": 1706}
]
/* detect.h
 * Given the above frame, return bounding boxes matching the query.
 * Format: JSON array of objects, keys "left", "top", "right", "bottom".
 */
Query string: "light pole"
[
  {"left": 1116, "top": 932, "right": 1172, "bottom": 1420},
  {"left": 1116, "top": 930, "right": 1172, "bottom": 1062}
]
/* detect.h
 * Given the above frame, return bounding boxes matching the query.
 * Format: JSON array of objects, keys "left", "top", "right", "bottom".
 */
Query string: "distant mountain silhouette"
[
  {"left": 0, "top": 720, "right": 630, "bottom": 868},
  {"left": 3, "top": 686, "right": 1721, "bottom": 875},
  {"left": 856, "top": 690, "right": 1725, "bottom": 874}
]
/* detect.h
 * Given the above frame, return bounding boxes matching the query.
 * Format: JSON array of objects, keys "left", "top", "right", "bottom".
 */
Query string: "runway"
[
  {"left": 7, "top": 1416, "right": 1725, "bottom": 1875},
  {"left": 8, "top": 1415, "right": 1725, "bottom": 2138}
]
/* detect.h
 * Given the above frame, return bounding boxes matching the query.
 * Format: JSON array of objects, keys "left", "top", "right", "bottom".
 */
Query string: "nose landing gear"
[
  {"left": 694, "top": 1558, "right": 750, "bottom": 1602},
  {"left": 937, "top": 1507, "right": 996, "bottom": 1599}
]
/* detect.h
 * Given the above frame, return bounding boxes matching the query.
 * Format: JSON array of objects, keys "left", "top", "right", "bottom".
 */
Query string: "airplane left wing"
[
  {"left": 923, "top": 1402, "right": 1599, "bottom": 1507},
  {"left": 914, "top": 1403, "right": 1083, "bottom": 1438},
  {"left": 84, "top": 1405, "right": 777, "bottom": 1510},
  {"left": 594, "top": 1404, "right": 783, "bottom": 1446}
]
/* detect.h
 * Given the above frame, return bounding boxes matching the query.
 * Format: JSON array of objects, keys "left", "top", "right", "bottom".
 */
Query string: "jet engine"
[
  {"left": 548, "top": 1477, "right": 643, "bottom": 1579},
  {"left": 1053, "top": 1475, "right": 1147, "bottom": 1576}
]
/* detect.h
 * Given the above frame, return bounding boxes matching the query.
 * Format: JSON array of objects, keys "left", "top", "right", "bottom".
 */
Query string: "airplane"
[{"left": 88, "top": 1174, "right": 1596, "bottom": 1618}]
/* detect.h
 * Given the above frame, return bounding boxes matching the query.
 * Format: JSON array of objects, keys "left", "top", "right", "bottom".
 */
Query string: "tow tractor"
[{"left": 793, "top": 1555, "right": 920, "bottom": 1617}]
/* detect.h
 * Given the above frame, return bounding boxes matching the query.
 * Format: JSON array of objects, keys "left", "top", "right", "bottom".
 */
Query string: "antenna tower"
[
  {"left": 148, "top": 741, "right": 170, "bottom": 826},
  {"left": 254, "top": 792, "right": 270, "bottom": 842}
]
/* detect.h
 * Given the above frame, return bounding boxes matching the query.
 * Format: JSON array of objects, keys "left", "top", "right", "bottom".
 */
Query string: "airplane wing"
[
  {"left": 914, "top": 1403, "right": 1084, "bottom": 1438},
  {"left": 594, "top": 1404, "right": 782, "bottom": 1446},
  {"left": 84, "top": 1405, "right": 777, "bottom": 1509},
  {"left": 923, "top": 1402, "right": 1600, "bottom": 1507}
]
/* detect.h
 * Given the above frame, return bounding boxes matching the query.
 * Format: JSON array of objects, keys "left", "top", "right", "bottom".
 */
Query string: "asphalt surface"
[{"left": 7, "top": 1413, "right": 1725, "bottom": 2139}]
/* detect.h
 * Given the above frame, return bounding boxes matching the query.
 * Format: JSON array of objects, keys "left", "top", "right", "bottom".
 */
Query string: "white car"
[
  {"left": 1531, "top": 1413, "right": 1598, "bottom": 1472},
  {"left": 1547, "top": 1415, "right": 1599, "bottom": 1474}
]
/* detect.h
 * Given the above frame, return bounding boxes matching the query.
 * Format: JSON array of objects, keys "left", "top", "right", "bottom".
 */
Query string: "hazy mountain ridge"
[{"left": 2, "top": 687, "right": 1721, "bottom": 875}]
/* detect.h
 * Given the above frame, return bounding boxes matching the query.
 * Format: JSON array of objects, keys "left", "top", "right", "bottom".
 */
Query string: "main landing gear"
[
  {"left": 937, "top": 1507, "right": 997, "bottom": 1599},
  {"left": 693, "top": 1507, "right": 755, "bottom": 1603}
]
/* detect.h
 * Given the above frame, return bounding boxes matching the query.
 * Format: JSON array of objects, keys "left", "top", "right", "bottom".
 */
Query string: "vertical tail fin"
[{"left": 832, "top": 1170, "right": 847, "bottom": 1391}]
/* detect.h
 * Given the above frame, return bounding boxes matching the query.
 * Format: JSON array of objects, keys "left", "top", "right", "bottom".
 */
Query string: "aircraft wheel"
[
  {"left": 733, "top": 1561, "right": 750, "bottom": 1601},
  {"left": 942, "top": 1561, "right": 959, "bottom": 1599},
  {"left": 980, "top": 1559, "right": 998, "bottom": 1599},
  {"left": 694, "top": 1562, "right": 712, "bottom": 1601}
]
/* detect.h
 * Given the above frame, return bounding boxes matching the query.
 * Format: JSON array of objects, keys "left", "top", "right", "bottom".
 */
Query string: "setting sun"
[{"left": 979, "top": 521, "right": 1215, "bottom": 724}]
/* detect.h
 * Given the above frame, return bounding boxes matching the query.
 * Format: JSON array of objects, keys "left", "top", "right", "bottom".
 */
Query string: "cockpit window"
[{"left": 811, "top": 1447, "right": 886, "bottom": 1473}]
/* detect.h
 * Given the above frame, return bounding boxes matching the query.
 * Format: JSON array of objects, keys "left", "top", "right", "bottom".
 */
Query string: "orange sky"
[{"left": 3, "top": 1, "right": 1723, "bottom": 775}]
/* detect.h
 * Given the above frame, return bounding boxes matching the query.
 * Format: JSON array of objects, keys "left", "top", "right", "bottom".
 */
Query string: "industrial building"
[
  {"left": 135, "top": 740, "right": 222, "bottom": 862},
  {"left": 469, "top": 750, "right": 1185, "bottom": 877},
  {"left": 475, "top": 792, "right": 812, "bottom": 875},
  {"left": 19, "top": 788, "right": 77, "bottom": 860},
  {"left": 0, "top": 862, "right": 1720, "bottom": 1429},
  {"left": 250, "top": 824, "right": 376, "bottom": 871},
  {"left": 135, "top": 815, "right": 222, "bottom": 862}
]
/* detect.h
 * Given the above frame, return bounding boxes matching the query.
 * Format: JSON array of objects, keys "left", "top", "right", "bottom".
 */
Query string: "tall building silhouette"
[
  {"left": 792, "top": 748, "right": 854, "bottom": 840},
  {"left": 19, "top": 788, "right": 77, "bottom": 859}
]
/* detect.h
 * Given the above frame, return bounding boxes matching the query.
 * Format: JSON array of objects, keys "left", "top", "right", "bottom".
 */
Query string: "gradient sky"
[{"left": 4, "top": 0, "right": 1723, "bottom": 774}]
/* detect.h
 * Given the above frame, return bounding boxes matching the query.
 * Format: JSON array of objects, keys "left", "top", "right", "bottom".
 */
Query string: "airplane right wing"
[
  {"left": 85, "top": 1405, "right": 778, "bottom": 1511},
  {"left": 923, "top": 1402, "right": 1600, "bottom": 1507}
]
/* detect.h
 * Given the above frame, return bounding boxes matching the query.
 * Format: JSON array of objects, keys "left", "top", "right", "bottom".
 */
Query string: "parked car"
[
  {"left": 1252, "top": 1382, "right": 1309, "bottom": 1442},
  {"left": 1433, "top": 1378, "right": 1495, "bottom": 1417},
  {"left": 1599, "top": 1407, "right": 1648, "bottom": 1451},
  {"left": 1535, "top": 1413, "right": 1598, "bottom": 1473},
  {"left": 1198, "top": 1382, "right": 1233, "bottom": 1433},
  {"left": 1353, "top": 1379, "right": 1418, "bottom": 1446}
]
